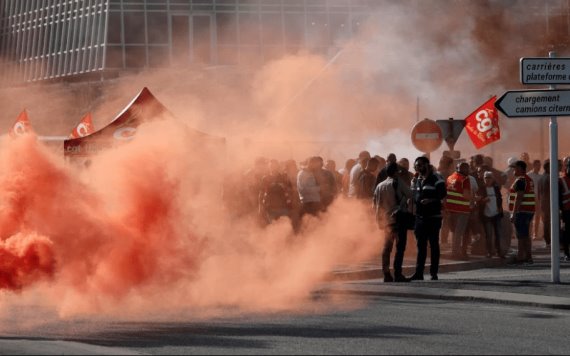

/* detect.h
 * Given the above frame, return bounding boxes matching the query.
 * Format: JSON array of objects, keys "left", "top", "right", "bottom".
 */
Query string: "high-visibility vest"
[
  {"left": 560, "top": 175, "right": 570, "bottom": 211},
  {"left": 445, "top": 171, "right": 471, "bottom": 213},
  {"left": 508, "top": 174, "right": 535, "bottom": 213}
]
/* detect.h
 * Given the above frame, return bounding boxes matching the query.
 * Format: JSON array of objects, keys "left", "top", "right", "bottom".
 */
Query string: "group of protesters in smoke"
[{"left": 223, "top": 149, "right": 570, "bottom": 282}]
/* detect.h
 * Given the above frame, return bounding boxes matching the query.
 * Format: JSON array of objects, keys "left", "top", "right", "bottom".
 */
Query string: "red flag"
[
  {"left": 464, "top": 96, "right": 500, "bottom": 150},
  {"left": 9, "top": 110, "right": 34, "bottom": 138},
  {"left": 69, "top": 112, "right": 95, "bottom": 139}
]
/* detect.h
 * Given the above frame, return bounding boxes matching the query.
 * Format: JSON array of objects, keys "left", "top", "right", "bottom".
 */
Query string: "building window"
[
  {"left": 216, "top": 13, "right": 237, "bottom": 45},
  {"left": 107, "top": 11, "right": 122, "bottom": 44},
  {"left": 238, "top": 12, "right": 259, "bottom": 46},
  {"left": 147, "top": 12, "right": 168, "bottom": 44},
  {"left": 105, "top": 44, "right": 123, "bottom": 68},
  {"left": 148, "top": 45, "right": 169, "bottom": 67},
  {"left": 125, "top": 45, "right": 146, "bottom": 68},
  {"left": 284, "top": 13, "right": 304, "bottom": 47},
  {"left": 261, "top": 13, "right": 282, "bottom": 46},
  {"left": 123, "top": 11, "right": 145, "bottom": 44}
]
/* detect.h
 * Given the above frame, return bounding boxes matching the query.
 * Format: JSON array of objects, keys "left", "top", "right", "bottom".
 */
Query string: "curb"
[
  {"left": 328, "top": 256, "right": 507, "bottom": 281},
  {"left": 317, "top": 284, "right": 570, "bottom": 310}
]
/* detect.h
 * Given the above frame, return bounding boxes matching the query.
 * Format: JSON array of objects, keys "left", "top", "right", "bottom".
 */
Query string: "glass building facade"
[{"left": 0, "top": 0, "right": 375, "bottom": 83}]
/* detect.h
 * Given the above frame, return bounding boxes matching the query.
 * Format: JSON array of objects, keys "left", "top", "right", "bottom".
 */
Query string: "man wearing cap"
[
  {"left": 509, "top": 160, "right": 536, "bottom": 264},
  {"left": 479, "top": 171, "right": 505, "bottom": 258}
]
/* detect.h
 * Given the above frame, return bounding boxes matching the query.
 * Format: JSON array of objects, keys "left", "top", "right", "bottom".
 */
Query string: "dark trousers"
[
  {"left": 542, "top": 211, "right": 551, "bottom": 245},
  {"left": 382, "top": 225, "right": 408, "bottom": 277},
  {"left": 440, "top": 210, "right": 450, "bottom": 244},
  {"left": 562, "top": 210, "right": 570, "bottom": 257},
  {"left": 482, "top": 214, "right": 502, "bottom": 256},
  {"left": 513, "top": 212, "right": 534, "bottom": 262},
  {"left": 414, "top": 216, "right": 442, "bottom": 277},
  {"left": 301, "top": 202, "right": 322, "bottom": 217}
]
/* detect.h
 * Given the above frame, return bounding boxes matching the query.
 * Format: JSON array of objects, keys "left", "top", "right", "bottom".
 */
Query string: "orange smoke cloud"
[
  {"left": 0, "top": 231, "right": 55, "bottom": 290},
  {"left": 3, "top": 1, "right": 564, "bottom": 321},
  {"left": 0, "top": 120, "right": 380, "bottom": 318}
]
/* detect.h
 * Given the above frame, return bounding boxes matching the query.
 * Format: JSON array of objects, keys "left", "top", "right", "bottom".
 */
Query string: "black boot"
[
  {"left": 409, "top": 273, "right": 424, "bottom": 281},
  {"left": 383, "top": 273, "right": 394, "bottom": 283},
  {"left": 394, "top": 274, "right": 410, "bottom": 283}
]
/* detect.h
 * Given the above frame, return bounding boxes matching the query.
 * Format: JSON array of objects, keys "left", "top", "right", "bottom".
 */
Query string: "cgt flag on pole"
[
  {"left": 69, "top": 112, "right": 95, "bottom": 139},
  {"left": 464, "top": 96, "right": 500, "bottom": 150},
  {"left": 9, "top": 109, "right": 35, "bottom": 138}
]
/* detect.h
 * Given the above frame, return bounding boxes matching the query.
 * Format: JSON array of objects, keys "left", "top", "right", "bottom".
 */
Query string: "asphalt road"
[{"left": 1, "top": 295, "right": 569, "bottom": 355}]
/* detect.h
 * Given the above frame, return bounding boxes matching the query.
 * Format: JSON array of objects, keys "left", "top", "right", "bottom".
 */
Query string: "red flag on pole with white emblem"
[
  {"left": 9, "top": 109, "right": 34, "bottom": 138},
  {"left": 464, "top": 96, "right": 500, "bottom": 150},
  {"left": 69, "top": 112, "right": 95, "bottom": 139}
]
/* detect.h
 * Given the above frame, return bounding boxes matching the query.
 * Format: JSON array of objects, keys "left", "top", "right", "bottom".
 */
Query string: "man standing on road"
[
  {"left": 348, "top": 151, "right": 371, "bottom": 198},
  {"left": 509, "top": 160, "right": 536, "bottom": 264},
  {"left": 479, "top": 171, "right": 505, "bottom": 258},
  {"left": 559, "top": 159, "right": 570, "bottom": 261},
  {"left": 409, "top": 156, "right": 447, "bottom": 281},
  {"left": 445, "top": 162, "right": 473, "bottom": 260},
  {"left": 374, "top": 162, "right": 411, "bottom": 283},
  {"left": 528, "top": 159, "right": 542, "bottom": 241},
  {"left": 297, "top": 157, "right": 322, "bottom": 217}
]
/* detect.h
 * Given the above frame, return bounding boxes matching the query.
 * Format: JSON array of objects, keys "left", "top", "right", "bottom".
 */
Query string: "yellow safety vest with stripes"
[
  {"left": 508, "top": 174, "right": 535, "bottom": 213},
  {"left": 445, "top": 171, "right": 471, "bottom": 213}
]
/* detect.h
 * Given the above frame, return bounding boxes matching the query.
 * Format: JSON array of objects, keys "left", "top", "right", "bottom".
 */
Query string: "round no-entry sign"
[{"left": 411, "top": 118, "right": 443, "bottom": 153}]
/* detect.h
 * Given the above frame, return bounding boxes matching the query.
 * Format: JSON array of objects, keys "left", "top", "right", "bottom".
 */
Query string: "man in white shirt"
[
  {"left": 480, "top": 171, "right": 505, "bottom": 258},
  {"left": 348, "top": 151, "right": 371, "bottom": 198}
]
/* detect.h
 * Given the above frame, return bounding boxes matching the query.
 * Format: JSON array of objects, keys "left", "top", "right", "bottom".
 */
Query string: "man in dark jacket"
[{"left": 409, "top": 156, "right": 447, "bottom": 281}]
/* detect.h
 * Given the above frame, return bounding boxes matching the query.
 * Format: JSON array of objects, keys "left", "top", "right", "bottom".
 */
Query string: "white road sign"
[
  {"left": 520, "top": 57, "right": 570, "bottom": 84},
  {"left": 495, "top": 89, "right": 570, "bottom": 117}
]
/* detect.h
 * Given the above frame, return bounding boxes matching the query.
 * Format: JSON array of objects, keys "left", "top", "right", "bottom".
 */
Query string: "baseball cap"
[{"left": 507, "top": 157, "right": 517, "bottom": 168}]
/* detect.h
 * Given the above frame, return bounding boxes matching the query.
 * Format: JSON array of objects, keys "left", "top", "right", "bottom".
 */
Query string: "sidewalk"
[{"left": 321, "top": 239, "right": 570, "bottom": 310}]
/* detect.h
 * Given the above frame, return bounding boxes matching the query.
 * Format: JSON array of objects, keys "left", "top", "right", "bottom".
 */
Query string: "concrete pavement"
[{"left": 322, "top": 239, "right": 570, "bottom": 310}]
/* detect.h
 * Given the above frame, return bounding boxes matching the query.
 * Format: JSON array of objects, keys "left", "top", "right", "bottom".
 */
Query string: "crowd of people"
[{"left": 223, "top": 149, "right": 570, "bottom": 283}]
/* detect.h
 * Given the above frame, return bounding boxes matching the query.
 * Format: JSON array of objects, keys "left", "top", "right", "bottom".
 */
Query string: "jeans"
[
  {"left": 382, "top": 224, "right": 408, "bottom": 277},
  {"left": 414, "top": 216, "right": 442, "bottom": 277}
]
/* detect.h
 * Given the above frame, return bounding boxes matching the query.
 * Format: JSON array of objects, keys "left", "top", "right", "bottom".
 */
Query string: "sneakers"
[
  {"left": 431, "top": 274, "right": 438, "bottom": 281},
  {"left": 506, "top": 258, "right": 523, "bottom": 266},
  {"left": 383, "top": 273, "right": 394, "bottom": 283}
]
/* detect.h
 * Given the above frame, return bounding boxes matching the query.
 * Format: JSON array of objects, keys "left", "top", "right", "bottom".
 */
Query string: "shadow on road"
[{"left": 62, "top": 323, "right": 440, "bottom": 349}]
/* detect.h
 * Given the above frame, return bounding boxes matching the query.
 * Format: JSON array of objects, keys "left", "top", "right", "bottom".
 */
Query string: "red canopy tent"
[{"left": 64, "top": 87, "right": 224, "bottom": 157}]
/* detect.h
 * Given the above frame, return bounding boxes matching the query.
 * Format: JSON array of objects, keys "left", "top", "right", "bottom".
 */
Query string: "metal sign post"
[
  {"left": 548, "top": 51, "right": 561, "bottom": 284},
  {"left": 496, "top": 51, "right": 563, "bottom": 283}
]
